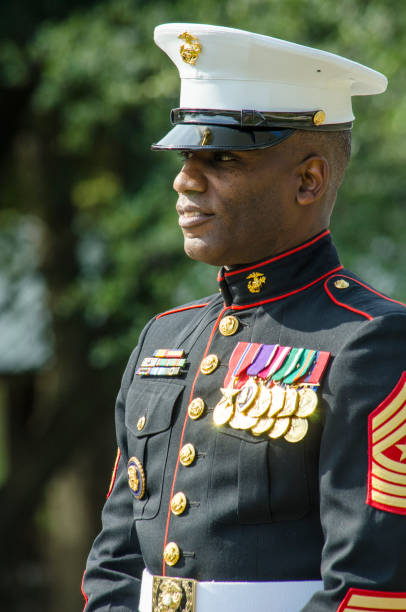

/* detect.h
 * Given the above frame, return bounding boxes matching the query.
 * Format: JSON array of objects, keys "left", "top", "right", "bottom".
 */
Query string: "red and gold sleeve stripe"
[
  {"left": 106, "top": 448, "right": 121, "bottom": 499},
  {"left": 337, "top": 588, "right": 406, "bottom": 612}
]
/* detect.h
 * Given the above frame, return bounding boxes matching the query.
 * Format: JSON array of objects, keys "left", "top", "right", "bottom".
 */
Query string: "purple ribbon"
[{"left": 247, "top": 344, "right": 277, "bottom": 376}]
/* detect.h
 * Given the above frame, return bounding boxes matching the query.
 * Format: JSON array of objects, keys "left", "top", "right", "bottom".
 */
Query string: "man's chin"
[{"left": 183, "top": 238, "right": 224, "bottom": 267}]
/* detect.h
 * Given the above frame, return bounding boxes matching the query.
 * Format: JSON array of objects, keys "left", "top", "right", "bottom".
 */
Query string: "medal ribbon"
[
  {"left": 246, "top": 344, "right": 277, "bottom": 377},
  {"left": 223, "top": 342, "right": 261, "bottom": 388},
  {"left": 272, "top": 347, "right": 304, "bottom": 382},
  {"left": 261, "top": 345, "right": 290, "bottom": 380},
  {"left": 153, "top": 349, "right": 185, "bottom": 358},
  {"left": 304, "top": 350, "right": 331, "bottom": 385},
  {"left": 283, "top": 349, "right": 317, "bottom": 385}
]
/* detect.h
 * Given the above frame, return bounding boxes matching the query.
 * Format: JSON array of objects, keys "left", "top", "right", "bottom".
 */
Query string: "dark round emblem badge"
[{"left": 127, "top": 456, "right": 145, "bottom": 500}]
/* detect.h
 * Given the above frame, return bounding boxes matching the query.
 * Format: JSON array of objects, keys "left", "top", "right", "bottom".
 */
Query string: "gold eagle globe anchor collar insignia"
[
  {"left": 213, "top": 341, "right": 331, "bottom": 443},
  {"left": 247, "top": 272, "right": 267, "bottom": 293}
]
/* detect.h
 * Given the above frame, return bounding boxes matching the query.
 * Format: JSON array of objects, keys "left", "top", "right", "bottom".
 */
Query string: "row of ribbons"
[{"left": 224, "top": 342, "right": 330, "bottom": 389}]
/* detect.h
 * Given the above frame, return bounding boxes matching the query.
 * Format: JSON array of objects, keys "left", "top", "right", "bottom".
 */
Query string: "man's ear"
[{"left": 296, "top": 156, "right": 329, "bottom": 206}]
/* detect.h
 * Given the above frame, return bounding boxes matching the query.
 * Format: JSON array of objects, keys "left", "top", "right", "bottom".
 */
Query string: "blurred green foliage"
[{"left": 2, "top": 0, "right": 406, "bottom": 367}]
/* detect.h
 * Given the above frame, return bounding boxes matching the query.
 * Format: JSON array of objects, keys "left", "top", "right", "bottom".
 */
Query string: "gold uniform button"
[
  {"left": 137, "top": 416, "right": 146, "bottom": 431},
  {"left": 219, "top": 315, "right": 239, "bottom": 336},
  {"left": 313, "top": 110, "right": 326, "bottom": 126},
  {"left": 334, "top": 279, "right": 350, "bottom": 289},
  {"left": 179, "top": 443, "right": 196, "bottom": 466},
  {"left": 164, "top": 542, "right": 180, "bottom": 567},
  {"left": 171, "top": 491, "right": 187, "bottom": 516},
  {"left": 188, "top": 397, "right": 205, "bottom": 420},
  {"left": 200, "top": 354, "right": 219, "bottom": 375}
]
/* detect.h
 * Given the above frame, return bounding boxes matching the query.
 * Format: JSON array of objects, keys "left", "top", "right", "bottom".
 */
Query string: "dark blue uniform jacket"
[{"left": 83, "top": 231, "right": 406, "bottom": 611}]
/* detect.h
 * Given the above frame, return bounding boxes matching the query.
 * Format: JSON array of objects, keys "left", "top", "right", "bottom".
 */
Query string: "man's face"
[{"left": 173, "top": 137, "right": 304, "bottom": 267}]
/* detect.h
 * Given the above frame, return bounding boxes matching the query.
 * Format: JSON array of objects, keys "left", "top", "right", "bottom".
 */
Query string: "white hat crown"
[{"left": 154, "top": 23, "right": 388, "bottom": 126}]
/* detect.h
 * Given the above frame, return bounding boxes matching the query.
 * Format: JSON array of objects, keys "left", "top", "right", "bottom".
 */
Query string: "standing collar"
[{"left": 217, "top": 230, "right": 343, "bottom": 307}]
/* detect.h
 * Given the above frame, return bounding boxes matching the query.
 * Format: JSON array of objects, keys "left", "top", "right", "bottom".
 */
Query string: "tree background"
[{"left": 0, "top": 1, "right": 405, "bottom": 610}]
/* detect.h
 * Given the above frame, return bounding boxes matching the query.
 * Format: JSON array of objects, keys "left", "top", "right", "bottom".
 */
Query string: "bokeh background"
[{"left": 1, "top": 1, "right": 405, "bottom": 610}]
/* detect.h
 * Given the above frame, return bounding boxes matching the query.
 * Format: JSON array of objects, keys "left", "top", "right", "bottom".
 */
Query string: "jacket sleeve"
[
  {"left": 82, "top": 320, "right": 154, "bottom": 611},
  {"left": 303, "top": 312, "right": 406, "bottom": 612}
]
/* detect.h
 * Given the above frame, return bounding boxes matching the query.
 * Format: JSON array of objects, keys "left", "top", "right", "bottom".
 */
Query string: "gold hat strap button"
[
  {"left": 219, "top": 315, "right": 239, "bottom": 336},
  {"left": 200, "top": 354, "right": 219, "bottom": 375}
]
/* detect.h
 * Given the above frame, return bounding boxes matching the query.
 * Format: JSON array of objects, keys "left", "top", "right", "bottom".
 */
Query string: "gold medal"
[
  {"left": 284, "top": 417, "right": 309, "bottom": 443},
  {"left": 268, "top": 384, "right": 286, "bottom": 416},
  {"left": 213, "top": 398, "right": 235, "bottom": 426},
  {"left": 229, "top": 410, "right": 257, "bottom": 430},
  {"left": 251, "top": 416, "right": 275, "bottom": 436},
  {"left": 235, "top": 378, "right": 259, "bottom": 413},
  {"left": 277, "top": 387, "right": 298, "bottom": 416},
  {"left": 247, "top": 383, "right": 272, "bottom": 417},
  {"left": 268, "top": 416, "right": 291, "bottom": 439},
  {"left": 296, "top": 387, "right": 318, "bottom": 417}
]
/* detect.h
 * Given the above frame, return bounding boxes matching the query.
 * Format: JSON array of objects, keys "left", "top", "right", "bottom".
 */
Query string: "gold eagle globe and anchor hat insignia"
[{"left": 151, "top": 23, "right": 387, "bottom": 151}]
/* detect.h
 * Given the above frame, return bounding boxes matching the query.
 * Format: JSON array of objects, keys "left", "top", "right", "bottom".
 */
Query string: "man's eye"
[{"left": 214, "top": 152, "right": 235, "bottom": 162}]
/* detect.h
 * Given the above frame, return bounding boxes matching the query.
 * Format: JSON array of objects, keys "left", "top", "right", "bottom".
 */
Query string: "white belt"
[{"left": 139, "top": 568, "right": 322, "bottom": 612}]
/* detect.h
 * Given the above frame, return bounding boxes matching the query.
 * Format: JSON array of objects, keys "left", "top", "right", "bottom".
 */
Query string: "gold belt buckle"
[{"left": 152, "top": 575, "right": 197, "bottom": 612}]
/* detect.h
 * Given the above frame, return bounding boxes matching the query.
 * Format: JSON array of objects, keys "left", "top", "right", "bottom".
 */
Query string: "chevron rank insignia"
[
  {"left": 337, "top": 588, "right": 406, "bottom": 612},
  {"left": 367, "top": 372, "right": 406, "bottom": 515}
]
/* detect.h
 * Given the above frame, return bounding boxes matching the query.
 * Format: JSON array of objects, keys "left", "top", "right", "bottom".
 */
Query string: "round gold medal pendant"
[
  {"left": 235, "top": 379, "right": 259, "bottom": 412},
  {"left": 284, "top": 417, "right": 309, "bottom": 443},
  {"left": 296, "top": 387, "right": 318, "bottom": 417}
]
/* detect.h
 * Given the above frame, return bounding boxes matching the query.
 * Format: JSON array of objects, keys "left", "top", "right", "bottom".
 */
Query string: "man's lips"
[{"left": 177, "top": 204, "right": 214, "bottom": 228}]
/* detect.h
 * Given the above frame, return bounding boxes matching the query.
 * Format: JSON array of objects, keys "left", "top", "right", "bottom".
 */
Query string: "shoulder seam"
[{"left": 156, "top": 302, "right": 210, "bottom": 320}]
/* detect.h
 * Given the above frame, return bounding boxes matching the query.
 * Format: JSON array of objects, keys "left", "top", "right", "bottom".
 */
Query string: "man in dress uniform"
[{"left": 82, "top": 24, "right": 406, "bottom": 612}]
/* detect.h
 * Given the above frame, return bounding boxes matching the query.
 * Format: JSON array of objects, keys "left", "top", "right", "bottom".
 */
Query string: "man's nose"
[{"left": 173, "top": 161, "right": 208, "bottom": 194}]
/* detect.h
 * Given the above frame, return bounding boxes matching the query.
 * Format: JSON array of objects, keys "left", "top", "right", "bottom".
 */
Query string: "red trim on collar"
[
  {"left": 324, "top": 274, "right": 406, "bottom": 321},
  {"left": 81, "top": 570, "right": 88, "bottom": 610},
  {"left": 156, "top": 303, "right": 209, "bottom": 320},
  {"left": 229, "top": 265, "right": 343, "bottom": 310},
  {"left": 217, "top": 230, "right": 331, "bottom": 281},
  {"left": 161, "top": 305, "right": 229, "bottom": 576},
  {"left": 337, "top": 587, "right": 406, "bottom": 612},
  {"left": 106, "top": 448, "right": 121, "bottom": 500}
]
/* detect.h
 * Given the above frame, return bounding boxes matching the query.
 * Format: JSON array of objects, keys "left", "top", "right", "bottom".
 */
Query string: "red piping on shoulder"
[
  {"left": 218, "top": 230, "right": 330, "bottom": 281},
  {"left": 161, "top": 306, "right": 229, "bottom": 576},
  {"left": 324, "top": 274, "right": 406, "bottom": 321},
  {"left": 156, "top": 303, "right": 209, "bottom": 320},
  {"left": 81, "top": 570, "right": 88, "bottom": 610},
  {"left": 229, "top": 265, "right": 343, "bottom": 311}
]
